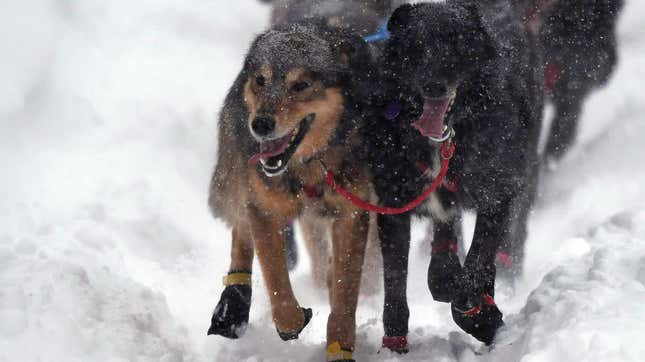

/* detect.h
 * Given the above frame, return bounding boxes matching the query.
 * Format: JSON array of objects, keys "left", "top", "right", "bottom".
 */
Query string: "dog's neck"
[{"left": 288, "top": 139, "right": 354, "bottom": 191}]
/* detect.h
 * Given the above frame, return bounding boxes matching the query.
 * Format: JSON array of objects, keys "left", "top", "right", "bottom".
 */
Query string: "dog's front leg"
[
  {"left": 545, "top": 86, "right": 585, "bottom": 161},
  {"left": 208, "top": 221, "right": 255, "bottom": 338},
  {"left": 427, "top": 188, "right": 464, "bottom": 303},
  {"left": 378, "top": 213, "right": 410, "bottom": 353},
  {"left": 451, "top": 202, "right": 511, "bottom": 345},
  {"left": 248, "top": 205, "right": 311, "bottom": 340},
  {"left": 497, "top": 189, "right": 534, "bottom": 281},
  {"left": 326, "top": 209, "right": 369, "bottom": 360}
]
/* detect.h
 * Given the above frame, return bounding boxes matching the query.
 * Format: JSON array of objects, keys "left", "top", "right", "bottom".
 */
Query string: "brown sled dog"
[
  {"left": 258, "top": 0, "right": 400, "bottom": 275},
  {"left": 257, "top": 0, "right": 391, "bottom": 289},
  {"left": 208, "top": 21, "right": 377, "bottom": 360}
]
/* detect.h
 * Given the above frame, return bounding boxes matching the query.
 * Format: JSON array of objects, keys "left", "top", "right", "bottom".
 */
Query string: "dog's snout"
[
  {"left": 251, "top": 116, "right": 276, "bottom": 137},
  {"left": 422, "top": 81, "right": 448, "bottom": 98}
]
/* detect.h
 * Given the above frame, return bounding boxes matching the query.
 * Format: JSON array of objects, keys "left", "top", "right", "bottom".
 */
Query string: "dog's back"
[
  {"left": 209, "top": 71, "right": 254, "bottom": 224},
  {"left": 542, "top": 0, "right": 623, "bottom": 86},
  {"left": 538, "top": 0, "right": 624, "bottom": 160}
]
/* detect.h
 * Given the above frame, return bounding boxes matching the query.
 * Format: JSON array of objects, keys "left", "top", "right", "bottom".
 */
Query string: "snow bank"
[
  {"left": 0, "top": 249, "right": 193, "bottom": 362},
  {"left": 491, "top": 212, "right": 645, "bottom": 362}
]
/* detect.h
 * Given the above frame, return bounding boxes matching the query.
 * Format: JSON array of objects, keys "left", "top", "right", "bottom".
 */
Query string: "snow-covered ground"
[{"left": 1, "top": 1, "right": 643, "bottom": 361}]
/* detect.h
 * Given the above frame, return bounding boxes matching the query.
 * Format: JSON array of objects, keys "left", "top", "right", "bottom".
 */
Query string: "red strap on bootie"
[{"left": 382, "top": 335, "right": 408, "bottom": 351}]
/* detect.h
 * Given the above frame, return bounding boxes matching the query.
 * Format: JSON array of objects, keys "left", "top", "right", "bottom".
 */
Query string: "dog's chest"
[{"left": 290, "top": 163, "right": 340, "bottom": 217}]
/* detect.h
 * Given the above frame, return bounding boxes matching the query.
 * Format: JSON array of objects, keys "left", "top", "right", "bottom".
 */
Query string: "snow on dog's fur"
[
  {"left": 207, "top": 21, "right": 381, "bottom": 359},
  {"left": 364, "top": 0, "right": 543, "bottom": 346}
]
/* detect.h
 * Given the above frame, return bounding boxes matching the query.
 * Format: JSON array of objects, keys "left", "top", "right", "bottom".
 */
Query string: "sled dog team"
[{"left": 206, "top": 1, "right": 624, "bottom": 360}]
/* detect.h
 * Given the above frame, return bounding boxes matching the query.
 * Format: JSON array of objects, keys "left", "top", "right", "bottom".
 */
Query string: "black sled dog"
[
  {"left": 513, "top": 0, "right": 624, "bottom": 161},
  {"left": 540, "top": 0, "right": 624, "bottom": 161},
  {"left": 367, "top": 0, "right": 543, "bottom": 347}
]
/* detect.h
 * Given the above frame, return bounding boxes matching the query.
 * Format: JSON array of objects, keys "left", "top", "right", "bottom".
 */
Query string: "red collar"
[{"left": 303, "top": 183, "right": 323, "bottom": 198}]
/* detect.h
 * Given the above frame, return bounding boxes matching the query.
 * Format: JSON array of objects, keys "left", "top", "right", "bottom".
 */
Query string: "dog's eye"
[
  {"left": 256, "top": 75, "right": 266, "bottom": 87},
  {"left": 291, "top": 81, "right": 310, "bottom": 93}
]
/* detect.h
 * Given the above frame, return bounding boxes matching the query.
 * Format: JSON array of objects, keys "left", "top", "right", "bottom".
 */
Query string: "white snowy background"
[{"left": 1, "top": 0, "right": 643, "bottom": 361}]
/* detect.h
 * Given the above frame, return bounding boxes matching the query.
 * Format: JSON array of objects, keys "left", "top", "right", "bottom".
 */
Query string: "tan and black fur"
[
  {"left": 208, "top": 22, "right": 379, "bottom": 358},
  {"left": 253, "top": 0, "right": 397, "bottom": 288}
]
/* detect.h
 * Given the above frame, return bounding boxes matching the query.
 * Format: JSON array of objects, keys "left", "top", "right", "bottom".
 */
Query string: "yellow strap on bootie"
[
  {"left": 327, "top": 341, "right": 353, "bottom": 361},
  {"left": 222, "top": 272, "right": 252, "bottom": 286}
]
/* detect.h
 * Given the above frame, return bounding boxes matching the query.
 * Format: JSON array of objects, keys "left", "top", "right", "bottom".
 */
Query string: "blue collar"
[{"left": 363, "top": 21, "right": 390, "bottom": 43}]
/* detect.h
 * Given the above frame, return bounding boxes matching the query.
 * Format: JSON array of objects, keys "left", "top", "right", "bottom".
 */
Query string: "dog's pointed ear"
[
  {"left": 459, "top": 1, "right": 487, "bottom": 32},
  {"left": 458, "top": 2, "right": 497, "bottom": 63},
  {"left": 387, "top": 3, "right": 415, "bottom": 34}
]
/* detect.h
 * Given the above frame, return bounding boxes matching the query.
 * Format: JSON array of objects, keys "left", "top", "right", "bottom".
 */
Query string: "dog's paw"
[
  {"left": 451, "top": 293, "right": 504, "bottom": 345},
  {"left": 207, "top": 284, "right": 252, "bottom": 339},
  {"left": 382, "top": 335, "right": 409, "bottom": 354},
  {"left": 428, "top": 248, "right": 462, "bottom": 302},
  {"left": 327, "top": 341, "right": 356, "bottom": 362},
  {"left": 277, "top": 307, "right": 313, "bottom": 341},
  {"left": 382, "top": 300, "right": 409, "bottom": 340}
]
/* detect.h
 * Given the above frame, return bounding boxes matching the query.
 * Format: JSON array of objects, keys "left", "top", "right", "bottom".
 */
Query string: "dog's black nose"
[
  {"left": 251, "top": 116, "right": 276, "bottom": 137},
  {"left": 422, "top": 82, "right": 448, "bottom": 98}
]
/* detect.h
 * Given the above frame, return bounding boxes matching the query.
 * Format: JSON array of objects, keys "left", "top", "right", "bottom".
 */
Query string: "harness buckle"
[{"left": 428, "top": 125, "right": 455, "bottom": 144}]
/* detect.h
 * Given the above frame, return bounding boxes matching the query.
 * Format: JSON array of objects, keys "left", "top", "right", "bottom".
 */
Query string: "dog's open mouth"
[
  {"left": 412, "top": 92, "right": 456, "bottom": 140},
  {"left": 248, "top": 113, "right": 315, "bottom": 177}
]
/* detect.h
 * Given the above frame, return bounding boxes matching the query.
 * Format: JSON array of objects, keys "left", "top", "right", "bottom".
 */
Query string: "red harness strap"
[
  {"left": 442, "top": 176, "right": 460, "bottom": 193},
  {"left": 303, "top": 183, "right": 323, "bottom": 198},
  {"left": 416, "top": 161, "right": 460, "bottom": 193},
  {"left": 496, "top": 251, "right": 513, "bottom": 267},
  {"left": 461, "top": 293, "right": 497, "bottom": 317},
  {"left": 323, "top": 142, "right": 456, "bottom": 215},
  {"left": 545, "top": 60, "right": 560, "bottom": 92}
]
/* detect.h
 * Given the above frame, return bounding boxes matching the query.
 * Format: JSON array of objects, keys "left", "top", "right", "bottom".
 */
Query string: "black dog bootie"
[
  {"left": 207, "top": 271, "right": 252, "bottom": 339},
  {"left": 277, "top": 307, "right": 313, "bottom": 341},
  {"left": 451, "top": 293, "right": 504, "bottom": 345}
]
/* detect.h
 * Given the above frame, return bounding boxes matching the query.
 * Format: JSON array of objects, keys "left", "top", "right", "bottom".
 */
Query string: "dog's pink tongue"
[
  {"left": 248, "top": 132, "right": 293, "bottom": 165},
  {"left": 411, "top": 97, "right": 451, "bottom": 139}
]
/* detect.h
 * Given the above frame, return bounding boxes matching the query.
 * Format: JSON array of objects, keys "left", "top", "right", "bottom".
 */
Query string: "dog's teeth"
[
  {"left": 447, "top": 96, "right": 456, "bottom": 113},
  {"left": 261, "top": 158, "right": 283, "bottom": 170}
]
